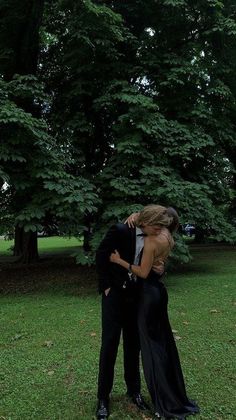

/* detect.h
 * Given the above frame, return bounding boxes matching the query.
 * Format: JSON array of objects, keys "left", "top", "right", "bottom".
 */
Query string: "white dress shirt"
[{"left": 134, "top": 227, "right": 144, "bottom": 265}]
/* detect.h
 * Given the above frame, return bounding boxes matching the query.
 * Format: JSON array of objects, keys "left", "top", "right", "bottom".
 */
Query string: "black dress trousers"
[{"left": 97, "top": 286, "right": 141, "bottom": 400}]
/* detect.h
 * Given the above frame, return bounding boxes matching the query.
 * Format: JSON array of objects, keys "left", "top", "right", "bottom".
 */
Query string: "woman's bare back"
[{"left": 150, "top": 229, "right": 174, "bottom": 271}]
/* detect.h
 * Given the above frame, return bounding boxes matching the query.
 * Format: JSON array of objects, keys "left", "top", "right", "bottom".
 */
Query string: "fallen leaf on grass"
[
  {"left": 172, "top": 329, "right": 178, "bottom": 334},
  {"left": 47, "top": 370, "right": 55, "bottom": 376},
  {"left": 11, "top": 333, "right": 25, "bottom": 341},
  {"left": 210, "top": 309, "right": 219, "bottom": 313},
  {"left": 174, "top": 335, "right": 182, "bottom": 341},
  {"left": 183, "top": 321, "right": 189, "bottom": 325},
  {"left": 90, "top": 332, "right": 97, "bottom": 337},
  {"left": 43, "top": 340, "right": 54, "bottom": 348},
  {"left": 43, "top": 369, "right": 55, "bottom": 375},
  {"left": 141, "top": 414, "right": 152, "bottom": 420}
]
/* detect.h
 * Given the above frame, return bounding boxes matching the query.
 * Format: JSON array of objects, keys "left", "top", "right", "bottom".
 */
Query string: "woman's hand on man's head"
[{"left": 124, "top": 212, "right": 140, "bottom": 228}]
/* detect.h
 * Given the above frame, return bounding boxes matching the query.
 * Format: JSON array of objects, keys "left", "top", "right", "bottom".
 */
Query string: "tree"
[
  {"left": 0, "top": 1, "right": 99, "bottom": 262},
  {"left": 1, "top": 0, "right": 236, "bottom": 264},
  {"left": 42, "top": 0, "right": 236, "bottom": 262},
  {"left": 0, "top": 0, "right": 45, "bottom": 261}
]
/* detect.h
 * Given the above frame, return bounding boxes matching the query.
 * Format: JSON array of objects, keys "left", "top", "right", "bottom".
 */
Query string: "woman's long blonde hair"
[{"left": 136, "top": 205, "right": 173, "bottom": 228}]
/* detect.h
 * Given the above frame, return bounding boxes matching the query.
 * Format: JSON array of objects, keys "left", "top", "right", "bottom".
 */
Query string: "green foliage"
[
  {"left": 1, "top": 0, "right": 236, "bottom": 263},
  {"left": 74, "top": 247, "right": 94, "bottom": 266},
  {"left": 0, "top": 75, "right": 99, "bottom": 241}
]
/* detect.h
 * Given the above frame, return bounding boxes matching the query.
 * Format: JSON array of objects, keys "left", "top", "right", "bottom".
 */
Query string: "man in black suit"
[{"left": 95, "top": 222, "right": 149, "bottom": 420}]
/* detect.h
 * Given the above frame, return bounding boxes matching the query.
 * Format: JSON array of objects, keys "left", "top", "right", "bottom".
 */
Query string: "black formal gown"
[{"left": 138, "top": 270, "right": 199, "bottom": 419}]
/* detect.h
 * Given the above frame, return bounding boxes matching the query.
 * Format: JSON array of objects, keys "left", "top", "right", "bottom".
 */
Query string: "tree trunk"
[
  {"left": 83, "top": 215, "right": 92, "bottom": 252},
  {"left": 13, "top": 225, "right": 23, "bottom": 256},
  {"left": 194, "top": 226, "right": 205, "bottom": 243},
  {"left": 14, "top": 226, "right": 39, "bottom": 263},
  {"left": 5, "top": 1, "right": 45, "bottom": 262},
  {"left": 21, "top": 230, "right": 39, "bottom": 263},
  {"left": 83, "top": 227, "right": 92, "bottom": 252},
  {"left": 3, "top": 0, "right": 45, "bottom": 81}
]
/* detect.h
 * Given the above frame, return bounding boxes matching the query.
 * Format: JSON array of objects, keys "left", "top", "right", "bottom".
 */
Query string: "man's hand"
[
  {"left": 152, "top": 261, "right": 165, "bottom": 275},
  {"left": 104, "top": 288, "right": 111, "bottom": 296},
  {"left": 110, "top": 249, "right": 121, "bottom": 263},
  {"left": 124, "top": 212, "right": 140, "bottom": 228}
]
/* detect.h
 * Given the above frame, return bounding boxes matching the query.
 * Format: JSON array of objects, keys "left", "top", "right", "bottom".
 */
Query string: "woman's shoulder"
[{"left": 144, "top": 236, "right": 157, "bottom": 249}]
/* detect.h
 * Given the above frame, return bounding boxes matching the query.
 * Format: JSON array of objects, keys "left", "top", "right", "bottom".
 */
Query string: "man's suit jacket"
[{"left": 96, "top": 223, "right": 137, "bottom": 293}]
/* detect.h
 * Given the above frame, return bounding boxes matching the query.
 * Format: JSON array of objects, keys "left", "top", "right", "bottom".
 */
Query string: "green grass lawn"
[
  {"left": 0, "top": 236, "right": 82, "bottom": 258},
  {"left": 0, "top": 245, "right": 235, "bottom": 419}
]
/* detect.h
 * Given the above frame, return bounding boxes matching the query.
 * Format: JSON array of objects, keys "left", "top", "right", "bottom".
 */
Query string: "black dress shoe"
[
  {"left": 96, "top": 399, "right": 109, "bottom": 419},
  {"left": 128, "top": 393, "right": 150, "bottom": 410}
]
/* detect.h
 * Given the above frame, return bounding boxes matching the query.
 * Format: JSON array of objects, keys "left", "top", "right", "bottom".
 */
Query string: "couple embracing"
[{"left": 95, "top": 205, "right": 199, "bottom": 420}]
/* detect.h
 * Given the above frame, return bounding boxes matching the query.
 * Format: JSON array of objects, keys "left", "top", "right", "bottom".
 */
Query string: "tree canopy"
[{"left": 1, "top": 0, "right": 236, "bottom": 263}]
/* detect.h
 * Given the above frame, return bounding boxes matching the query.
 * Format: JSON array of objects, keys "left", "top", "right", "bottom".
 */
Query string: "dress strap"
[{"left": 159, "top": 232, "right": 173, "bottom": 252}]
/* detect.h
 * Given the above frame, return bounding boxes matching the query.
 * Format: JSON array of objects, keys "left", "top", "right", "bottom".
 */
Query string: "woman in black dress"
[{"left": 110, "top": 206, "right": 199, "bottom": 419}]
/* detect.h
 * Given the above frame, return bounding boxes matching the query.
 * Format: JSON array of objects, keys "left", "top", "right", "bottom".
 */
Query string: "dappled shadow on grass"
[
  {"left": 1, "top": 245, "right": 235, "bottom": 296},
  {"left": 0, "top": 254, "right": 206, "bottom": 297},
  {"left": 0, "top": 256, "right": 98, "bottom": 296},
  {"left": 170, "top": 245, "right": 236, "bottom": 276},
  {"left": 169, "top": 261, "right": 222, "bottom": 278},
  {"left": 169, "top": 262, "right": 215, "bottom": 276}
]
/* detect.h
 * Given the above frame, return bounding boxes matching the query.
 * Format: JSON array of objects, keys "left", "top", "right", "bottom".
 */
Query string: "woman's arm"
[{"left": 110, "top": 238, "right": 156, "bottom": 279}]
